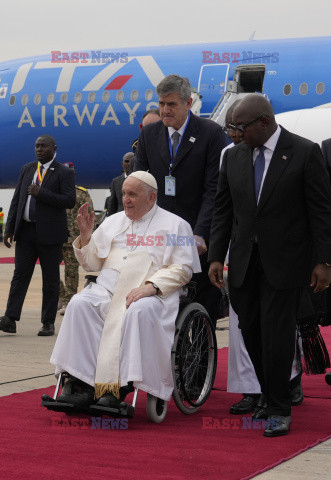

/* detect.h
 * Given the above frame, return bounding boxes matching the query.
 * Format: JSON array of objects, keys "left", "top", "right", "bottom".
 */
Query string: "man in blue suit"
[{"left": 0, "top": 135, "right": 76, "bottom": 336}]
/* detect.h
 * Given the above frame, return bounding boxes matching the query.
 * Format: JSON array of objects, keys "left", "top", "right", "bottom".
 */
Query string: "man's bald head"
[
  {"left": 233, "top": 94, "right": 274, "bottom": 120},
  {"left": 232, "top": 94, "right": 277, "bottom": 148}
]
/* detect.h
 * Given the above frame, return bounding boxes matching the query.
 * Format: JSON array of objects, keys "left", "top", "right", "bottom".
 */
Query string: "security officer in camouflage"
[{"left": 58, "top": 162, "right": 93, "bottom": 315}]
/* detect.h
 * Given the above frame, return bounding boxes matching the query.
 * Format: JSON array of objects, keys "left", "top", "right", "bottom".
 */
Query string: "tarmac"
[{"left": 0, "top": 241, "right": 330, "bottom": 479}]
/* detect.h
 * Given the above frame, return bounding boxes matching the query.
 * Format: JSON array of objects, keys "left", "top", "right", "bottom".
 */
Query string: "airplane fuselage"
[{"left": 0, "top": 36, "right": 330, "bottom": 187}]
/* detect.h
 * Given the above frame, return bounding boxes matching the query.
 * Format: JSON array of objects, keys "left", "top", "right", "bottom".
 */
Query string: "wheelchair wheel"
[
  {"left": 171, "top": 302, "right": 217, "bottom": 415},
  {"left": 146, "top": 394, "right": 168, "bottom": 423}
]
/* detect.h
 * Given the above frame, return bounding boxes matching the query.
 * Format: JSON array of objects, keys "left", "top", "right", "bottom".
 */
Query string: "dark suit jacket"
[
  {"left": 134, "top": 113, "right": 227, "bottom": 241},
  {"left": 108, "top": 174, "right": 125, "bottom": 215},
  {"left": 321, "top": 138, "right": 331, "bottom": 179},
  {"left": 208, "top": 127, "right": 331, "bottom": 290},
  {"left": 5, "top": 160, "right": 76, "bottom": 244}
]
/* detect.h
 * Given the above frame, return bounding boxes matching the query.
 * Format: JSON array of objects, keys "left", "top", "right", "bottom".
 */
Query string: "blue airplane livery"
[{"left": 0, "top": 35, "right": 330, "bottom": 188}]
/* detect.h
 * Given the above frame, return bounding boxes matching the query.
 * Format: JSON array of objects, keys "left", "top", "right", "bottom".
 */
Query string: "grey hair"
[
  {"left": 144, "top": 184, "right": 157, "bottom": 195},
  {"left": 156, "top": 75, "right": 191, "bottom": 103}
]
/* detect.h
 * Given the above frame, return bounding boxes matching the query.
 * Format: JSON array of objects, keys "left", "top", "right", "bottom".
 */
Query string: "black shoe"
[
  {"left": 252, "top": 393, "right": 268, "bottom": 420},
  {"left": 94, "top": 382, "right": 134, "bottom": 408},
  {"left": 325, "top": 373, "right": 331, "bottom": 385},
  {"left": 57, "top": 375, "right": 95, "bottom": 407},
  {"left": 230, "top": 394, "right": 259, "bottom": 414},
  {"left": 0, "top": 315, "right": 16, "bottom": 333},
  {"left": 264, "top": 415, "right": 291, "bottom": 437},
  {"left": 38, "top": 323, "right": 55, "bottom": 336},
  {"left": 95, "top": 392, "right": 121, "bottom": 408},
  {"left": 290, "top": 382, "right": 304, "bottom": 406}
]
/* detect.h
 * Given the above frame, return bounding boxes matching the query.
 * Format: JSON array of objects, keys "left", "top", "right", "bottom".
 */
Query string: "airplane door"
[{"left": 197, "top": 64, "right": 229, "bottom": 116}]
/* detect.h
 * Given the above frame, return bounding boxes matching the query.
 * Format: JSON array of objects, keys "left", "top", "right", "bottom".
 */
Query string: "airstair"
[{"left": 206, "top": 64, "right": 267, "bottom": 126}]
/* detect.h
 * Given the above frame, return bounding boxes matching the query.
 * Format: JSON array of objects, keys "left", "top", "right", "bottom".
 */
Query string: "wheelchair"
[{"left": 41, "top": 278, "right": 218, "bottom": 423}]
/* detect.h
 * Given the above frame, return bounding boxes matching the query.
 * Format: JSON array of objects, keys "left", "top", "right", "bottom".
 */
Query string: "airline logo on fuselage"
[
  {"left": 6, "top": 56, "right": 165, "bottom": 128},
  {"left": 10, "top": 55, "right": 165, "bottom": 94}
]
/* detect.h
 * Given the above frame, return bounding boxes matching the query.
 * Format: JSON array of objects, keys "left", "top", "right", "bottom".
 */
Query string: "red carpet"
[{"left": 0, "top": 329, "right": 330, "bottom": 480}]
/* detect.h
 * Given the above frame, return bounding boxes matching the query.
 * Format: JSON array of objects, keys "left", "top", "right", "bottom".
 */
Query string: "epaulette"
[
  {"left": 132, "top": 138, "right": 138, "bottom": 152},
  {"left": 76, "top": 186, "right": 87, "bottom": 191}
]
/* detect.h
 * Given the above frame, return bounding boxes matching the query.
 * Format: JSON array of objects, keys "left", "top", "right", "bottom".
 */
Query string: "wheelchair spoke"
[{"left": 172, "top": 303, "right": 218, "bottom": 413}]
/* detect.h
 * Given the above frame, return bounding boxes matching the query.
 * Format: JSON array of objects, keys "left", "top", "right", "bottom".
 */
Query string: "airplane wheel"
[{"left": 146, "top": 394, "right": 168, "bottom": 423}]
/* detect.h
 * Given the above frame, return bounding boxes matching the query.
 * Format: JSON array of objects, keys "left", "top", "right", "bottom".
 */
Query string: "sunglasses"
[{"left": 229, "top": 115, "right": 266, "bottom": 134}]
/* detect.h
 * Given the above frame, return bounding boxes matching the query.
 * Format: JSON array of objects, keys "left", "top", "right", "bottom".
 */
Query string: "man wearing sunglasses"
[{"left": 208, "top": 94, "right": 331, "bottom": 437}]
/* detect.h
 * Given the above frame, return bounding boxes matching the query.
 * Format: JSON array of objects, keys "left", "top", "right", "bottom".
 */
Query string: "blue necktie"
[
  {"left": 29, "top": 165, "right": 43, "bottom": 221},
  {"left": 254, "top": 146, "right": 266, "bottom": 202}
]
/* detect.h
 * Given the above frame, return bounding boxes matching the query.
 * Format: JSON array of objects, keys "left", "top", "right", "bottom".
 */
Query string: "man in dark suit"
[
  {"left": 134, "top": 75, "right": 227, "bottom": 323},
  {"left": 0, "top": 135, "right": 76, "bottom": 336},
  {"left": 208, "top": 94, "right": 331, "bottom": 436},
  {"left": 321, "top": 138, "right": 331, "bottom": 179},
  {"left": 106, "top": 152, "right": 133, "bottom": 216}
]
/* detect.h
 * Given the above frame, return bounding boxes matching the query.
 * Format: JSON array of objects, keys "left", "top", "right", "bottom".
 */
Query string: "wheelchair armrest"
[
  {"left": 84, "top": 275, "right": 98, "bottom": 287},
  {"left": 179, "top": 281, "right": 197, "bottom": 307}
]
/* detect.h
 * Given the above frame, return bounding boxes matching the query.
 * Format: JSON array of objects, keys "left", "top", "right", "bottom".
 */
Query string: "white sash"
[{"left": 94, "top": 248, "right": 152, "bottom": 398}]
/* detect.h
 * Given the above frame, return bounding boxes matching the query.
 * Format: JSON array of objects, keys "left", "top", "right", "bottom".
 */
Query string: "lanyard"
[
  {"left": 37, "top": 162, "right": 47, "bottom": 184},
  {"left": 168, "top": 110, "right": 191, "bottom": 176}
]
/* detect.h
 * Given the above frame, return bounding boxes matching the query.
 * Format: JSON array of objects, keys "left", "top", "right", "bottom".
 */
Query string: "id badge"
[{"left": 165, "top": 176, "right": 176, "bottom": 196}]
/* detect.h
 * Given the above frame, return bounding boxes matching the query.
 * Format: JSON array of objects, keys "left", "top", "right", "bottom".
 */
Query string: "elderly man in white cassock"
[{"left": 49, "top": 171, "right": 201, "bottom": 409}]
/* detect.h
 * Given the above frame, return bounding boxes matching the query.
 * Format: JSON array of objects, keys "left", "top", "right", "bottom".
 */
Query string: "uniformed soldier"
[{"left": 59, "top": 162, "right": 93, "bottom": 315}]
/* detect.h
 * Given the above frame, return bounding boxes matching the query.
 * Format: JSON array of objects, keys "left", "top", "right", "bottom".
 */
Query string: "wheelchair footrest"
[
  {"left": 89, "top": 402, "right": 135, "bottom": 418},
  {"left": 41, "top": 395, "right": 91, "bottom": 415}
]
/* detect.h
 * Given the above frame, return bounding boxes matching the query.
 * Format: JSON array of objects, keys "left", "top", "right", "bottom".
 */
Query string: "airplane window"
[
  {"left": 34, "top": 94, "right": 41, "bottom": 105},
  {"left": 74, "top": 92, "right": 82, "bottom": 103},
  {"left": 61, "top": 93, "right": 68, "bottom": 104},
  {"left": 21, "top": 94, "right": 28, "bottom": 106},
  {"left": 47, "top": 93, "right": 55, "bottom": 104},
  {"left": 88, "top": 92, "right": 96, "bottom": 103},
  {"left": 116, "top": 90, "right": 124, "bottom": 102},
  {"left": 102, "top": 91, "right": 110, "bottom": 103},
  {"left": 9, "top": 95, "right": 16, "bottom": 106},
  {"left": 283, "top": 84, "right": 292, "bottom": 96},
  {"left": 299, "top": 83, "right": 308, "bottom": 95},
  {"left": 316, "top": 82, "right": 325, "bottom": 95},
  {"left": 145, "top": 89, "right": 153, "bottom": 101},
  {"left": 131, "top": 90, "right": 139, "bottom": 101}
]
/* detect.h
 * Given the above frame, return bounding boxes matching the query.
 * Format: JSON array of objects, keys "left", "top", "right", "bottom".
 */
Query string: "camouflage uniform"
[{"left": 59, "top": 186, "right": 93, "bottom": 306}]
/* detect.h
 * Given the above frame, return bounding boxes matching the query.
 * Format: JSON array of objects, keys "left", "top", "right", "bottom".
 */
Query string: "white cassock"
[{"left": 51, "top": 204, "right": 201, "bottom": 401}]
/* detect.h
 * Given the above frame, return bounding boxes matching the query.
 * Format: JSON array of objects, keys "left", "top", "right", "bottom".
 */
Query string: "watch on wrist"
[{"left": 151, "top": 283, "right": 160, "bottom": 294}]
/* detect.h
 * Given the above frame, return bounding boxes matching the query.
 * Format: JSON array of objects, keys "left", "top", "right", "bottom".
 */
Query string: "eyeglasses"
[
  {"left": 222, "top": 125, "right": 237, "bottom": 135},
  {"left": 229, "top": 115, "right": 266, "bottom": 134}
]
